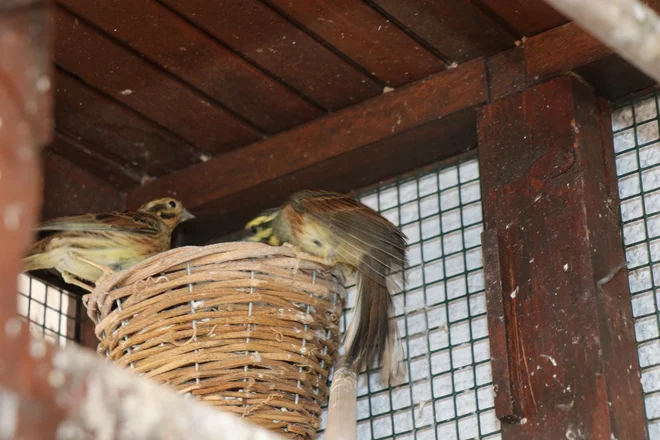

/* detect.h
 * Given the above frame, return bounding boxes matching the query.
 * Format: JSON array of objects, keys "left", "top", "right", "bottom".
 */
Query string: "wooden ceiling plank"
[
  {"left": 126, "top": 59, "right": 487, "bottom": 209},
  {"left": 54, "top": 7, "right": 263, "bottom": 155},
  {"left": 41, "top": 152, "right": 126, "bottom": 221},
  {"left": 478, "top": 0, "right": 568, "bottom": 36},
  {"left": 57, "top": 0, "right": 324, "bottom": 134},
  {"left": 54, "top": 69, "right": 200, "bottom": 177},
  {"left": 47, "top": 131, "right": 145, "bottom": 191},
  {"left": 160, "top": 0, "right": 382, "bottom": 111},
  {"left": 368, "top": 0, "right": 516, "bottom": 63},
  {"left": 262, "top": 0, "right": 446, "bottom": 87}
]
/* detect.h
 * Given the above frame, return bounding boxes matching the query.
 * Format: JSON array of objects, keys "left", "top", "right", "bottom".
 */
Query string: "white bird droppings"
[
  {"left": 48, "top": 369, "right": 66, "bottom": 388},
  {"left": 3, "top": 203, "right": 23, "bottom": 231},
  {"left": 120, "top": 89, "right": 133, "bottom": 96},
  {"left": 563, "top": 264, "right": 569, "bottom": 271},
  {"left": 540, "top": 354, "right": 558, "bottom": 367},
  {"left": 4, "top": 318, "right": 21, "bottom": 338},
  {"left": 510, "top": 286, "right": 519, "bottom": 298},
  {"left": 29, "top": 338, "right": 47, "bottom": 359},
  {"left": 36, "top": 77, "right": 51, "bottom": 92},
  {"left": 0, "top": 389, "right": 19, "bottom": 440}
]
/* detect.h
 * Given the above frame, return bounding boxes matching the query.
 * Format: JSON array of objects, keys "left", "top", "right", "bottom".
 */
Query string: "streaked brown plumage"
[
  {"left": 23, "top": 197, "right": 193, "bottom": 290},
  {"left": 245, "top": 190, "right": 407, "bottom": 381}
]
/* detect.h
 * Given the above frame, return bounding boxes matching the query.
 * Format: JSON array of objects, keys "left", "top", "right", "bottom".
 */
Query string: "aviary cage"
[{"left": 3, "top": 0, "right": 660, "bottom": 439}]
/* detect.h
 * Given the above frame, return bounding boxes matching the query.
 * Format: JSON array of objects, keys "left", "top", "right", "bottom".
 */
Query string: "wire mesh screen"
[
  {"left": 613, "top": 94, "right": 660, "bottom": 439},
  {"left": 317, "top": 157, "right": 500, "bottom": 440},
  {"left": 17, "top": 274, "right": 81, "bottom": 347}
]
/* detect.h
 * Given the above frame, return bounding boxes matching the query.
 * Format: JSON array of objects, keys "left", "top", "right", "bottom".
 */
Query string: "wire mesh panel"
[
  {"left": 318, "top": 157, "right": 500, "bottom": 440},
  {"left": 613, "top": 94, "right": 660, "bottom": 440},
  {"left": 16, "top": 274, "right": 81, "bottom": 347}
]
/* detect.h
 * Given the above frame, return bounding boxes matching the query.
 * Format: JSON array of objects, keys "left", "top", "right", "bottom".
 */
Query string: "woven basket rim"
[{"left": 83, "top": 241, "right": 346, "bottom": 440}]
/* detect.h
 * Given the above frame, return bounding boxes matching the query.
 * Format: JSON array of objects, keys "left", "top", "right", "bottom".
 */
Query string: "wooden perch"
[
  {"left": 545, "top": 0, "right": 660, "bottom": 83},
  {"left": 0, "top": 328, "right": 286, "bottom": 439}
]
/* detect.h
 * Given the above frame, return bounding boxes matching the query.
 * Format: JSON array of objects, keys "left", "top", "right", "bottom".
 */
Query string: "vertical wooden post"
[
  {"left": 0, "top": 1, "right": 52, "bottom": 321},
  {"left": 478, "top": 75, "right": 646, "bottom": 439}
]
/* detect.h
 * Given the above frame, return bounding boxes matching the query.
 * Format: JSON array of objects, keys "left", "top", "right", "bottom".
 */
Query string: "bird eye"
[
  {"left": 168, "top": 201, "right": 177, "bottom": 208},
  {"left": 250, "top": 226, "right": 258, "bottom": 234},
  {"left": 313, "top": 240, "right": 322, "bottom": 247}
]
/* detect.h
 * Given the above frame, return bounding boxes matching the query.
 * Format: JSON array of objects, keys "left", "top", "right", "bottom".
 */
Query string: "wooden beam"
[
  {"left": 478, "top": 75, "right": 645, "bottom": 438},
  {"left": 545, "top": 0, "right": 660, "bottom": 84},
  {"left": 0, "top": 0, "right": 52, "bottom": 322},
  {"left": 127, "top": 59, "right": 488, "bottom": 210},
  {"left": 479, "top": 0, "right": 567, "bottom": 36},
  {"left": 179, "top": 108, "right": 478, "bottom": 244},
  {"left": 489, "top": 21, "right": 655, "bottom": 100}
]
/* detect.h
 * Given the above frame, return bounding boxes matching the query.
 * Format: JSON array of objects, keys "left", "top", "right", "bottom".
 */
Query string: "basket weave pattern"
[{"left": 84, "top": 242, "right": 346, "bottom": 439}]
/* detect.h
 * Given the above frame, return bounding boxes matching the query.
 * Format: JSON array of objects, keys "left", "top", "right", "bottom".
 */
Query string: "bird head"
[
  {"left": 244, "top": 209, "right": 281, "bottom": 245},
  {"left": 139, "top": 198, "right": 195, "bottom": 229}
]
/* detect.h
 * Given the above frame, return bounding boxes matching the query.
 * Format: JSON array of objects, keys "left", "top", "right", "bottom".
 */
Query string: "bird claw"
[
  {"left": 281, "top": 243, "right": 334, "bottom": 283},
  {"left": 61, "top": 271, "right": 95, "bottom": 292},
  {"left": 282, "top": 243, "right": 304, "bottom": 283}
]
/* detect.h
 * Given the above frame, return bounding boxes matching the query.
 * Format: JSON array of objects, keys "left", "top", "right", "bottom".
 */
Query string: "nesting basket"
[{"left": 83, "top": 242, "right": 346, "bottom": 439}]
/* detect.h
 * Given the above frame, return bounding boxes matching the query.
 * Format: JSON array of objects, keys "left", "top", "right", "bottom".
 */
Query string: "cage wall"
[
  {"left": 16, "top": 274, "right": 81, "bottom": 347},
  {"left": 613, "top": 94, "right": 660, "bottom": 440},
  {"left": 316, "top": 158, "right": 500, "bottom": 440}
]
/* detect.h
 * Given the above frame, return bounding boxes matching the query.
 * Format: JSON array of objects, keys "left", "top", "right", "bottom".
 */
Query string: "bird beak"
[{"left": 181, "top": 209, "right": 195, "bottom": 222}]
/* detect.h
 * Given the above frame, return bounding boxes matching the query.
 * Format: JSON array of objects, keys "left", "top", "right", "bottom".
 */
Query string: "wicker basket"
[{"left": 83, "top": 242, "right": 346, "bottom": 440}]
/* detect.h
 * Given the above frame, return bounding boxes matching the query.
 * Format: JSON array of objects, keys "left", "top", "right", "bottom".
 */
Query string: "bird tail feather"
[{"left": 343, "top": 255, "right": 405, "bottom": 383}]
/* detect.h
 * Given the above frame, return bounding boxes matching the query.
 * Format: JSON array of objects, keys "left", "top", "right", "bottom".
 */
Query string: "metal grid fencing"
[
  {"left": 16, "top": 274, "right": 81, "bottom": 347},
  {"left": 613, "top": 94, "right": 660, "bottom": 440},
  {"left": 318, "top": 157, "right": 500, "bottom": 440}
]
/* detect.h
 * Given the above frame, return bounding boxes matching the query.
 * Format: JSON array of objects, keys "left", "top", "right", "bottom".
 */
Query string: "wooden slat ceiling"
[
  {"left": 47, "top": 0, "right": 564, "bottom": 195},
  {"left": 43, "top": 0, "right": 660, "bottom": 234}
]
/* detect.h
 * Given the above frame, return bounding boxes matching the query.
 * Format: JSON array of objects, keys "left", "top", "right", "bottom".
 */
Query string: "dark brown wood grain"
[
  {"left": 179, "top": 109, "right": 478, "bottom": 243},
  {"left": 54, "top": 69, "right": 200, "bottom": 176},
  {"left": 524, "top": 21, "right": 612, "bottom": 81},
  {"left": 478, "top": 0, "right": 567, "bottom": 36},
  {"left": 161, "top": 0, "right": 381, "bottom": 111},
  {"left": 478, "top": 75, "right": 645, "bottom": 439},
  {"left": 57, "top": 0, "right": 324, "bottom": 134},
  {"left": 369, "top": 0, "right": 515, "bottom": 62},
  {"left": 487, "top": 22, "right": 654, "bottom": 101},
  {"left": 487, "top": 48, "right": 526, "bottom": 100},
  {"left": 41, "top": 152, "right": 125, "bottom": 220},
  {"left": 263, "top": 0, "right": 446, "bottom": 86},
  {"left": 126, "top": 59, "right": 487, "bottom": 211},
  {"left": 47, "top": 131, "right": 144, "bottom": 190},
  {"left": 0, "top": 0, "right": 52, "bottom": 325},
  {"left": 54, "top": 7, "right": 263, "bottom": 155}
]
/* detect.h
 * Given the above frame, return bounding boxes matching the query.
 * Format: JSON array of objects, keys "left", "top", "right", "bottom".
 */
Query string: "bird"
[
  {"left": 23, "top": 197, "right": 194, "bottom": 291},
  {"left": 244, "top": 190, "right": 407, "bottom": 381}
]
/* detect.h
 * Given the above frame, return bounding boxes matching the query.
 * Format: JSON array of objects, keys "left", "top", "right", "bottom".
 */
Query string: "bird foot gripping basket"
[{"left": 83, "top": 242, "right": 346, "bottom": 439}]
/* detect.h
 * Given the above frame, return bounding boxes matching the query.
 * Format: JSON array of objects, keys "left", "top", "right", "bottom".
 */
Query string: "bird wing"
[
  {"left": 289, "top": 190, "right": 407, "bottom": 281},
  {"left": 36, "top": 211, "right": 161, "bottom": 235}
]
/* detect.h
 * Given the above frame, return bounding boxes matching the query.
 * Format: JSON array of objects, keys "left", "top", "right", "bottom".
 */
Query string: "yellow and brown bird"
[
  {"left": 245, "top": 190, "right": 407, "bottom": 380},
  {"left": 23, "top": 197, "right": 194, "bottom": 290}
]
